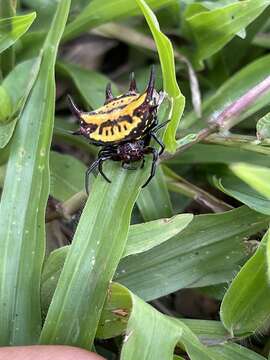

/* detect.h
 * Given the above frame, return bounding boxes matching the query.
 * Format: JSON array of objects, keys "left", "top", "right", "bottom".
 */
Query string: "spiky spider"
[{"left": 68, "top": 67, "right": 168, "bottom": 193}]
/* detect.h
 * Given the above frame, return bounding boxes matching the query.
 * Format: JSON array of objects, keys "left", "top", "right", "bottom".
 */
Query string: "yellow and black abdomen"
[{"left": 79, "top": 92, "right": 155, "bottom": 145}]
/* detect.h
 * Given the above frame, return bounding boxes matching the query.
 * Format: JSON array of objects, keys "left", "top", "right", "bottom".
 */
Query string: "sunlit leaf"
[{"left": 230, "top": 163, "right": 270, "bottom": 199}]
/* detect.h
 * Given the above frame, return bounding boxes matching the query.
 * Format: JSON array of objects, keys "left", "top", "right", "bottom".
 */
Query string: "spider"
[{"left": 68, "top": 67, "right": 168, "bottom": 193}]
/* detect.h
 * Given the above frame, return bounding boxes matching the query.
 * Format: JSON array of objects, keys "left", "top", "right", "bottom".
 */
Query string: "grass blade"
[
  {"left": 115, "top": 206, "right": 269, "bottom": 300},
  {"left": 230, "top": 163, "right": 270, "bottom": 199},
  {"left": 135, "top": 0, "right": 185, "bottom": 152},
  {"left": 213, "top": 173, "right": 270, "bottom": 215},
  {"left": 0, "top": 13, "right": 36, "bottom": 55},
  {"left": 56, "top": 61, "right": 119, "bottom": 109},
  {"left": 98, "top": 283, "right": 217, "bottom": 360},
  {"left": 220, "top": 230, "right": 270, "bottom": 337},
  {"left": 40, "top": 212, "right": 193, "bottom": 317},
  {"left": 50, "top": 151, "right": 86, "bottom": 202},
  {"left": 63, "top": 0, "right": 175, "bottom": 42},
  {"left": 0, "top": 0, "right": 70, "bottom": 346},
  {"left": 40, "top": 162, "right": 147, "bottom": 348},
  {"left": 137, "top": 167, "right": 173, "bottom": 221},
  {"left": 184, "top": 0, "right": 270, "bottom": 61},
  {"left": 0, "top": 59, "right": 41, "bottom": 148}
]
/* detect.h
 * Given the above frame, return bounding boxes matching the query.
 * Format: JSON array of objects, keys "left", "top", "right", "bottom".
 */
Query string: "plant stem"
[
  {"left": 213, "top": 75, "right": 270, "bottom": 130},
  {"left": 162, "top": 75, "right": 270, "bottom": 161},
  {"left": 164, "top": 167, "right": 233, "bottom": 213},
  {"left": 203, "top": 134, "right": 270, "bottom": 155},
  {"left": 45, "top": 191, "right": 87, "bottom": 223},
  {"left": 161, "top": 125, "right": 217, "bottom": 161}
]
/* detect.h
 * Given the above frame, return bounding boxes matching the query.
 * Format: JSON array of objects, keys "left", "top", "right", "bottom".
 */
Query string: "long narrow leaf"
[
  {"left": 185, "top": 0, "right": 270, "bottom": 61},
  {"left": 40, "top": 213, "right": 193, "bottom": 316},
  {"left": 220, "top": 230, "right": 270, "bottom": 336},
  {"left": 135, "top": 0, "right": 185, "bottom": 152},
  {"left": 0, "top": 0, "right": 70, "bottom": 346},
  {"left": 0, "top": 12, "right": 36, "bottom": 54},
  {"left": 115, "top": 206, "right": 269, "bottom": 300},
  {"left": 0, "top": 59, "right": 41, "bottom": 148},
  {"left": 40, "top": 162, "right": 147, "bottom": 348},
  {"left": 99, "top": 283, "right": 217, "bottom": 360},
  {"left": 63, "top": 0, "right": 175, "bottom": 42}
]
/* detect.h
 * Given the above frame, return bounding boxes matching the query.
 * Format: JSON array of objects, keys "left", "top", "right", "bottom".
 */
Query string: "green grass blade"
[
  {"left": 63, "top": 0, "right": 175, "bottom": 42},
  {"left": 0, "top": 0, "right": 16, "bottom": 76},
  {"left": 180, "top": 320, "right": 266, "bottom": 359},
  {"left": 211, "top": 343, "right": 267, "bottom": 360},
  {"left": 98, "top": 283, "right": 217, "bottom": 360},
  {"left": 39, "top": 162, "right": 147, "bottom": 348},
  {"left": 115, "top": 207, "right": 269, "bottom": 300},
  {"left": 213, "top": 173, "right": 270, "bottom": 215},
  {"left": 56, "top": 61, "right": 119, "bottom": 109},
  {"left": 50, "top": 151, "right": 86, "bottom": 202},
  {"left": 230, "top": 163, "right": 270, "bottom": 199},
  {"left": 179, "top": 319, "right": 230, "bottom": 345},
  {"left": 40, "top": 213, "right": 192, "bottom": 325},
  {"left": 0, "top": 0, "right": 70, "bottom": 346},
  {"left": 137, "top": 167, "right": 173, "bottom": 221},
  {"left": 135, "top": 0, "right": 185, "bottom": 153},
  {"left": 172, "top": 143, "right": 270, "bottom": 167},
  {"left": 0, "top": 58, "right": 41, "bottom": 148},
  {"left": 125, "top": 213, "right": 193, "bottom": 257},
  {"left": 267, "top": 231, "right": 270, "bottom": 283},
  {"left": 185, "top": 0, "right": 270, "bottom": 61},
  {"left": 0, "top": 12, "right": 36, "bottom": 55},
  {"left": 220, "top": 230, "right": 270, "bottom": 337}
]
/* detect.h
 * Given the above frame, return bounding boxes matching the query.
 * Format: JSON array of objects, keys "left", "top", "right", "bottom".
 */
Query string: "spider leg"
[
  {"left": 140, "top": 158, "right": 145, "bottom": 169},
  {"left": 85, "top": 159, "right": 99, "bottom": 195},
  {"left": 98, "top": 145, "right": 117, "bottom": 157},
  {"left": 98, "top": 156, "right": 112, "bottom": 183},
  {"left": 85, "top": 154, "right": 112, "bottom": 194},
  {"left": 142, "top": 147, "right": 159, "bottom": 188},
  {"left": 149, "top": 119, "right": 170, "bottom": 155},
  {"left": 151, "top": 119, "right": 170, "bottom": 133},
  {"left": 149, "top": 131, "right": 165, "bottom": 155}
]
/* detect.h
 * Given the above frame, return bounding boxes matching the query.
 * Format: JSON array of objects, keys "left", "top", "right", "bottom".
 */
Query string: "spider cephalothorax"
[{"left": 68, "top": 67, "right": 168, "bottom": 193}]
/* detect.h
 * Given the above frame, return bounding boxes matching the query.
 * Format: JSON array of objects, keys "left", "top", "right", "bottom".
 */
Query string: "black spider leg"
[
  {"left": 142, "top": 147, "right": 159, "bottom": 188},
  {"left": 149, "top": 119, "right": 170, "bottom": 155},
  {"left": 85, "top": 153, "right": 113, "bottom": 194}
]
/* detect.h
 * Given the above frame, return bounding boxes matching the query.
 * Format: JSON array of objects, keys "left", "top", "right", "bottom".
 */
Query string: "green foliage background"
[{"left": 0, "top": 0, "right": 270, "bottom": 358}]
